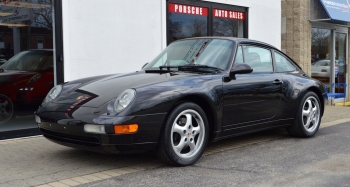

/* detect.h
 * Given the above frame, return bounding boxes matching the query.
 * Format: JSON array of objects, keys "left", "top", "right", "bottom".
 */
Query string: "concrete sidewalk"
[
  {"left": 322, "top": 105, "right": 350, "bottom": 123},
  {"left": 0, "top": 105, "right": 349, "bottom": 187}
]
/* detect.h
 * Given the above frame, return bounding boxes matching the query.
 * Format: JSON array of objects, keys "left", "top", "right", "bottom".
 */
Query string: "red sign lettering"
[
  {"left": 213, "top": 8, "right": 245, "bottom": 20},
  {"left": 169, "top": 3, "right": 208, "bottom": 16}
]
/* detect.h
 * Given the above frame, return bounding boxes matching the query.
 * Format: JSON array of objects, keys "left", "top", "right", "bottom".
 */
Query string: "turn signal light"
[{"left": 114, "top": 124, "right": 138, "bottom": 134}]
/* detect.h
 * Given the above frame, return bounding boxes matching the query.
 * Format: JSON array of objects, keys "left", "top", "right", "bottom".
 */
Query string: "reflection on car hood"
[
  {"left": 54, "top": 71, "right": 200, "bottom": 107},
  {"left": 0, "top": 70, "right": 37, "bottom": 84}
]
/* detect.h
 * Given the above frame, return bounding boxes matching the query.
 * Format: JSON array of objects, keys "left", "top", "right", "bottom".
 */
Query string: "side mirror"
[
  {"left": 229, "top": 63, "right": 253, "bottom": 79},
  {"left": 142, "top": 62, "right": 149, "bottom": 69}
]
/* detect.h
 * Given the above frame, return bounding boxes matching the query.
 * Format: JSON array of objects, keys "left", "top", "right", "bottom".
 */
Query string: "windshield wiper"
[
  {"left": 144, "top": 66, "right": 178, "bottom": 73},
  {"left": 144, "top": 64, "right": 223, "bottom": 73},
  {"left": 177, "top": 64, "right": 224, "bottom": 72}
]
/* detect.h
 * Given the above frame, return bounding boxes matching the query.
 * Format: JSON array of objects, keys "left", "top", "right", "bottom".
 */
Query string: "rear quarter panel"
[{"left": 276, "top": 71, "right": 325, "bottom": 120}]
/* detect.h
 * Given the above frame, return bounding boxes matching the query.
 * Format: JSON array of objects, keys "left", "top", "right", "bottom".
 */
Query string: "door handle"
[{"left": 272, "top": 79, "right": 283, "bottom": 85}]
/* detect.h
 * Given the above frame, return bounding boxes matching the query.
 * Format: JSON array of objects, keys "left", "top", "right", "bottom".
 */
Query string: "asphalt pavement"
[
  {"left": 79, "top": 122, "right": 350, "bottom": 187},
  {"left": 0, "top": 106, "right": 349, "bottom": 187}
]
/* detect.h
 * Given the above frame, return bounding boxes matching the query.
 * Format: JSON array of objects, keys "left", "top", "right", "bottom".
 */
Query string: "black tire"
[
  {"left": 157, "top": 102, "right": 209, "bottom": 166},
  {"left": 0, "top": 94, "right": 15, "bottom": 124},
  {"left": 286, "top": 92, "right": 321, "bottom": 137}
]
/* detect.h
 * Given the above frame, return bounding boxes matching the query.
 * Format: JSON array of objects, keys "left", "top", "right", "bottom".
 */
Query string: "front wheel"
[
  {"left": 157, "top": 102, "right": 209, "bottom": 166},
  {"left": 0, "top": 94, "right": 14, "bottom": 124},
  {"left": 286, "top": 92, "right": 321, "bottom": 137}
]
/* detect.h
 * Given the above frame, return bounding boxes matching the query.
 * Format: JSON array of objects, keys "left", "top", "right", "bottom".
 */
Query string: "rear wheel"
[
  {"left": 157, "top": 102, "right": 209, "bottom": 166},
  {"left": 286, "top": 92, "right": 321, "bottom": 137}
]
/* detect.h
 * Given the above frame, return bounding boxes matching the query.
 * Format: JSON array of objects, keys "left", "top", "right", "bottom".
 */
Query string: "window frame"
[{"left": 166, "top": 0, "right": 249, "bottom": 45}]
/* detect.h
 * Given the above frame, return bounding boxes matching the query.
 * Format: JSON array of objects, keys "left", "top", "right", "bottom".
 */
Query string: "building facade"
[
  {"left": 61, "top": 0, "right": 281, "bottom": 81},
  {"left": 0, "top": 0, "right": 281, "bottom": 139},
  {"left": 1, "top": 0, "right": 349, "bottom": 139},
  {"left": 281, "top": 0, "right": 350, "bottom": 100}
]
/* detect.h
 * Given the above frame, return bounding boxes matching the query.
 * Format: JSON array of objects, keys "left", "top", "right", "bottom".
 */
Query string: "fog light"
[
  {"left": 84, "top": 124, "right": 106, "bottom": 134},
  {"left": 114, "top": 124, "right": 138, "bottom": 134}
]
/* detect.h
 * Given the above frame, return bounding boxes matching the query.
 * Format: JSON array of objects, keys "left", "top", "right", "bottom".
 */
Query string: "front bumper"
[{"left": 37, "top": 113, "right": 167, "bottom": 154}]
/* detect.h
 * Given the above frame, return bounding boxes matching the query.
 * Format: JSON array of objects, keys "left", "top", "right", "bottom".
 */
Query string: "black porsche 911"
[{"left": 35, "top": 37, "right": 326, "bottom": 166}]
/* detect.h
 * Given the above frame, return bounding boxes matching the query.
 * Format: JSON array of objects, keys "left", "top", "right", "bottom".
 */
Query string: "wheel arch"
[
  {"left": 160, "top": 94, "right": 219, "bottom": 142},
  {"left": 306, "top": 86, "right": 324, "bottom": 117}
]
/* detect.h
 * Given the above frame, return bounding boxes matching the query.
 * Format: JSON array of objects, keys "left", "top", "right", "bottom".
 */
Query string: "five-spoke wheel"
[
  {"left": 301, "top": 96, "right": 320, "bottom": 133},
  {"left": 171, "top": 109, "right": 205, "bottom": 159},
  {"left": 157, "top": 102, "right": 208, "bottom": 166},
  {"left": 286, "top": 92, "right": 321, "bottom": 137}
]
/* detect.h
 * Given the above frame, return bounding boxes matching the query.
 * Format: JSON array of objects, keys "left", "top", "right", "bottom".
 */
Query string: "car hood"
[
  {"left": 0, "top": 70, "right": 38, "bottom": 84},
  {"left": 54, "top": 71, "right": 202, "bottom": 107}
]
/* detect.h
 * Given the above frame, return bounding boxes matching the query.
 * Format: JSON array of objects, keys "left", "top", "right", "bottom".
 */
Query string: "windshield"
[
  {"left": 1, "top": 50, "right": 53, "bottom": 71},
  {"left": 144, "top": 39, "right": 234, "bottom": 70}
]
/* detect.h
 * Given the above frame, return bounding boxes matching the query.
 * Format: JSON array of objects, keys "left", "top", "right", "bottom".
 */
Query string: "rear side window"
[{"left": 274, "top": 52, "right": 296, "bottom": 72}]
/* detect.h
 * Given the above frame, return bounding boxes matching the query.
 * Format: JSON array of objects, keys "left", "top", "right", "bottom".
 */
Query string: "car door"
[{"left": 222, "top": 44, "right": 283, "bottom": 135}]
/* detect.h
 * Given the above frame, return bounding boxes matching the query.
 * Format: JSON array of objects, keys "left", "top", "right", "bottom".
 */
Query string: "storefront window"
[
  {"left": 311, "top": 28, "right": 331, "bottom": 86},
  {"left": 311, "top": 27, "right": 348, "bottom": 94},
  {"left": 0, "top": 0, "right": 54, "bottom": 137},
  {"left": 336, "top": 33, "right": 346, "bottom": 84},
  {"left": 168, "top": 3, "right": 208, "bottom": 43},
  {"left": 167, "top": 1, "right": 248, "bottom": 44},
  {"left": 213, "top": 8, "right": 244, "bottom": 37}
]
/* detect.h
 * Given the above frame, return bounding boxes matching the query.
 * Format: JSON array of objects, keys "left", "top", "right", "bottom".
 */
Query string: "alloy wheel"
[
  {"left": 171, "top": 109, "right": 205, "bottom": 159},
  {"left": 301, "top": 96, "right": 320, "bottom": 133}
]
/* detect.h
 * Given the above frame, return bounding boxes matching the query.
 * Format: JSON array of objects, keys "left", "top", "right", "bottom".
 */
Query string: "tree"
[
  {"left": 32, "top": 0, "right": 53, "bottom": 30},
  {"left": 213, "top": 18, "right": 239, "bottom": 37},
  {"left": 185, "top": 18, "right": 206, "bottom": 37}
]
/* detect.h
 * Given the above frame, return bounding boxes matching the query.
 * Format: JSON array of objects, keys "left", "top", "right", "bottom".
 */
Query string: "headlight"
[
  {"left": 42, "top": 85, "right": 63, "bottom": 104},
  {"left": 108, "top": 89, "right": 136, "bottom": 113}
]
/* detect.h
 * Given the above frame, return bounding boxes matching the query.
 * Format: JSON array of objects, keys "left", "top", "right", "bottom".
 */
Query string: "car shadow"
[{"left": 45, "top": 128, "right": 290, "bottom": 169}]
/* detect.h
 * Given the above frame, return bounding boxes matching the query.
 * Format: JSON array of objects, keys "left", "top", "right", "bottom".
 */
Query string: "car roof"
[{"left": 176, "top": 37, "right": 278, "bottom": 50}]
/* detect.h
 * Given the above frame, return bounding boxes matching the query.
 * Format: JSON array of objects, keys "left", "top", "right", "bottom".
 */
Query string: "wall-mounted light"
[
  {"left": 0, "top": 23, "right": 28, "bottom": 27},
  {"left": 0, "top": 12, "right": 14, "bottom": 17},
  {"left": 0, "top": 1, "right": 50, "bottom": 9}
]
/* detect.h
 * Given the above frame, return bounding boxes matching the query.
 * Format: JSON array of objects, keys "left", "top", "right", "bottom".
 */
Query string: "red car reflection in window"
[{"left": 0, "top": 50, "right": 53, "bottom": 124}]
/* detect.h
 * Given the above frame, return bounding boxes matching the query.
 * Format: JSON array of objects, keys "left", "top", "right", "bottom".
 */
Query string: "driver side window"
[
  {"left": 234, "top": 46, "right": 244, "bottom": 64},
  {"left": 243, "top": 46, "right": 273, "bottom": 73}
]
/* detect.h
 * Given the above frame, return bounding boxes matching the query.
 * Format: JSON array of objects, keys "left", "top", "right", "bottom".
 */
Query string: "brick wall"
[{"left": 281, "top": 0, "right": 312, "bottom": 75}]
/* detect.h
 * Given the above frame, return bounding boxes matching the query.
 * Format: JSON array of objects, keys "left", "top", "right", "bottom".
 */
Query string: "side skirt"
[{"left": 213, "top": 118, "right": 294, "bottom": 142}]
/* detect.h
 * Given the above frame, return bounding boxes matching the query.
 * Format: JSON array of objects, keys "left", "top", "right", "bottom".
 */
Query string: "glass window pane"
[
  {"left": 168, "top": 3, "right": 208, "bottom": 43},
  {"left": 212, "top": 9, "right": 245, "bottom": 37},
  {"left": 243, "top": 46, "right": 273, "bottom": 73},
  {"left": 0, "top": 0, "right": 54, "bottom": 136},
  {"left": 274, "top": 52, "right": 295, "bottom": 72},
  {"left": 234, "top": 46, "right": 243, "bottom": 64},
  {"left": 335, "top": 33, "right": 346, "bottom": 85},
  {"left": 311, "top": 28, "right": 331, "bottom": 85},
  {"left": 146, "top": 39, "right": 234, "bottom": 70}
]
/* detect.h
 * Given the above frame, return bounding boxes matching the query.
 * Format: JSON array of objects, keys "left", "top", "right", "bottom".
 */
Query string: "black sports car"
[{"left": 35, "top": 37, "right": 326, "bottom": 166}]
